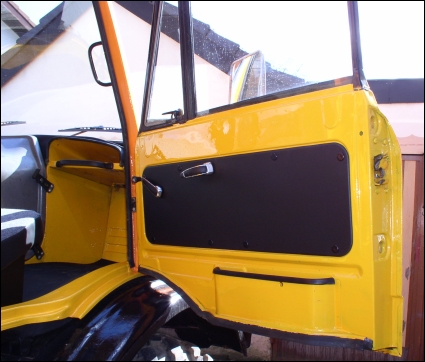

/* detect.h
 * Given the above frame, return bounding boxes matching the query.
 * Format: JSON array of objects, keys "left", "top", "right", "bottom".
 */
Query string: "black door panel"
[{"left": 143, "top": 143, "right": 352, "bottom": 256}]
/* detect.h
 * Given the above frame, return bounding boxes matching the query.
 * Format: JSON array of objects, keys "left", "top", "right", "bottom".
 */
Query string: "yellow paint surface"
[{"left": 135, "top": 85, "right": 402, "bottom": 355}]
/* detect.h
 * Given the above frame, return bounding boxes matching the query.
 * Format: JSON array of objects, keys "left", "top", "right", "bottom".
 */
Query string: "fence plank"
[
  {"left": 401, "top": 160, "right": 417, "bottom": 344},
  {"left": 405, "top": 155, "right": 424, "bottom": 361}
]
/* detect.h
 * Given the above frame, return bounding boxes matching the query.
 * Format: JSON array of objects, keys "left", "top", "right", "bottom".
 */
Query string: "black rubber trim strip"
[
  {"left": 213, "top": 267, "right": 335, "bottom": 285},
  {"left": 55, "top": 160, "right": 114, "bottom": 169},
  {"left": 139, "top": 267, "right": 372, "bottom": 350},
  {"left": 196, "top": 76, "right": 353, "bottom": 117},
  {"left": 347, "top": 1, "right": 368, "bottom": 89},
  {"left": 178, "top": 1, "right": 197, "bottom": 122},
  {"left": 139, "top": 1, "right": 163, "bottom": 132}
]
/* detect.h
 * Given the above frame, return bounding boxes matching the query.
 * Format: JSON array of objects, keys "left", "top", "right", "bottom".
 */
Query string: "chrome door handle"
[{"left": 180, "top": 162, "right": 214, "bottom": 178}]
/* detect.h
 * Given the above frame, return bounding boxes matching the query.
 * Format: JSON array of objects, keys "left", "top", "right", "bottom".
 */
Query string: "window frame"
[{"left": 139, "top": 1, "right": 366, "bottom": 133}]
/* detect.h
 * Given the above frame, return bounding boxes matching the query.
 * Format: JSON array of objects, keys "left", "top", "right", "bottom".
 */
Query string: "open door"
[{"left": 130, "top": 1, "right": 402, "bottom": 356}]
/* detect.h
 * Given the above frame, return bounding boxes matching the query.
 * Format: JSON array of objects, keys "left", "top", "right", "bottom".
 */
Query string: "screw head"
[
  {"left": 332, "top": 245, "right": 339, "bottom": 253},
  {"left": 271, "top": 153, "right": 278, "bottom": 161},
  {"left": 337, "top": 153, "right": 345, "bottom": 161},
  {"left": 208, "top": 239, "right": 214, "bottom": 246},
  {"left": 243, "top": 241, "right": 249, "bottom": 248}
]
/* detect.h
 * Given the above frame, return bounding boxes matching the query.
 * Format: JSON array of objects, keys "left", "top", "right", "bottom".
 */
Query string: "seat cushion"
[{"left": 1, "top": 209, "right": 43, "bottom": 270}]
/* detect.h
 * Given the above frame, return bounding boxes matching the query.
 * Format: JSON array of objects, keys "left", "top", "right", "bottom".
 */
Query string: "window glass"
[
  {"left": 147, "top": 2, "right": 184, "bottom": 125},
  {"left": 1, "top": 1, "right": 121, "bottom": 141},
  {"left": 191, "top": 1, "right": 353, "bottom": 114}
]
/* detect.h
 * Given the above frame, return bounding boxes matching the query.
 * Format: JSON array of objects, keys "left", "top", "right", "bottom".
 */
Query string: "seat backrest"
[{"left": 1, "top": 136, "right": 46, "bottom": 256}]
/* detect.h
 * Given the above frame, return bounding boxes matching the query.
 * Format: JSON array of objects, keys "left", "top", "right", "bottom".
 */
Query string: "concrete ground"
[
  {"left": 137, "top": 328, "right": 273, "bottom": 361},
  {"left": 200, "top": 335, "right": 271, "bottom": 361}
]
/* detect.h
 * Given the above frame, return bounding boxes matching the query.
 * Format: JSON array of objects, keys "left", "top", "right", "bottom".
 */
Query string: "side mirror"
[{"left": 229, "top": 50, "right": 266, "bottom": 104}]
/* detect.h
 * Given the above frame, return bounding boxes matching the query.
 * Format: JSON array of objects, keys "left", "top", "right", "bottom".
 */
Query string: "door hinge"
[{"left": 32, "top": 169, "right": 54, "bottom": 193}]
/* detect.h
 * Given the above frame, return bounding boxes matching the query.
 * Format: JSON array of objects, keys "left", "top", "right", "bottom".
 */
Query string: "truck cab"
[{"left": 1, "top": 1, "right": 403, "bottom": 359}]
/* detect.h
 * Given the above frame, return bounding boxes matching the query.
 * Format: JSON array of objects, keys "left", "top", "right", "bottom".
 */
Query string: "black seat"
[
  {"left": 1, "top": 209, "right": 43, "bottom": 307},
  {"left": 1, "top": 135, "right": 47, "bottom": 260}
]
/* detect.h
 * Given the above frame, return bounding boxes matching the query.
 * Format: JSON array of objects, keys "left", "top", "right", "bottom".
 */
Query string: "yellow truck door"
[{"left": 98, "top": 1, "right": 403, "bottom": 356}]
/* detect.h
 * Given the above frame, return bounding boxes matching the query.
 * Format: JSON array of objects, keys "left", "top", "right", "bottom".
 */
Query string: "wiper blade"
[
  {"left": 1, "top": 121, "right": 26, "bottom": 126},
  {"left": 58, "top": 125, "right": 121, "bottom": 136}
]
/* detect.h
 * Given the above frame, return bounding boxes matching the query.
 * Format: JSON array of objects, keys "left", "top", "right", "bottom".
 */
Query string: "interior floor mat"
[{"left": 23, "top": 259, "right": 115, "bottom": 301}]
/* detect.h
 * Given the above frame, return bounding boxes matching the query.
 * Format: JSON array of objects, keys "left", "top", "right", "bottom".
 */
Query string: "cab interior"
[{"left": 1, "top": 135, "right": 128, "bottom": 307}]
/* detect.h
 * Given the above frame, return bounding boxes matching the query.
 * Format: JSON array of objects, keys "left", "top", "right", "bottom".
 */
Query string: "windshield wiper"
[
  {"left": 58, "top": 125, "right": 121, "bottom": 136},
  {"left": 1, "top": 121, "right": 26, "bottom": 126}
]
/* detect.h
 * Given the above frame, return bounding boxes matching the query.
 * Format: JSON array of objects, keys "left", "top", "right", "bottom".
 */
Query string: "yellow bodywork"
[
  {"left": 1, "top": 1, "right": 403, "bottom": 358},
  {"left": 29, "top": 138, "right": 127, "bottom": 264},
  {"left": 1, "top": 262, "right": 139, "bottom": 331},
  {"left": 136, "top": 84, "right": 403, "bottom": 355},
  {"left": 2, "top": 139, "right": 134, "bottom": 331},
  {"left": 1, "top": 84, "right": 402, "bottom": 356}
]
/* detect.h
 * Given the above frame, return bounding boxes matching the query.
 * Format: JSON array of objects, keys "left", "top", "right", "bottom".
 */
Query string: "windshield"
[{"left": 1, "top": 1, "right": 122, "bottom": 141}]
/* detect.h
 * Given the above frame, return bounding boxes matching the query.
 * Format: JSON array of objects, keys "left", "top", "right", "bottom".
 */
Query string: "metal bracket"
[
  {"left": 32, "top": 169, "right": 54, "bottom": 193},
  {"left": 32, "top": 244, "right": 44, "bottom": 260},
  {"left": 131, "top": 197, "right": 137, "bottom": 212},
  {"left": 373, "top": 154, "right": 388, "bottom": 186}
]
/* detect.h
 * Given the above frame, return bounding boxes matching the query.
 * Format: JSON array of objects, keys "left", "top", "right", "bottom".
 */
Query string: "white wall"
[
  {"left": 379, "top": 103, "right": 424, "bottom": 154},
  {"left": 1, "top": 4, "right": 121, "bottom": 141}
]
